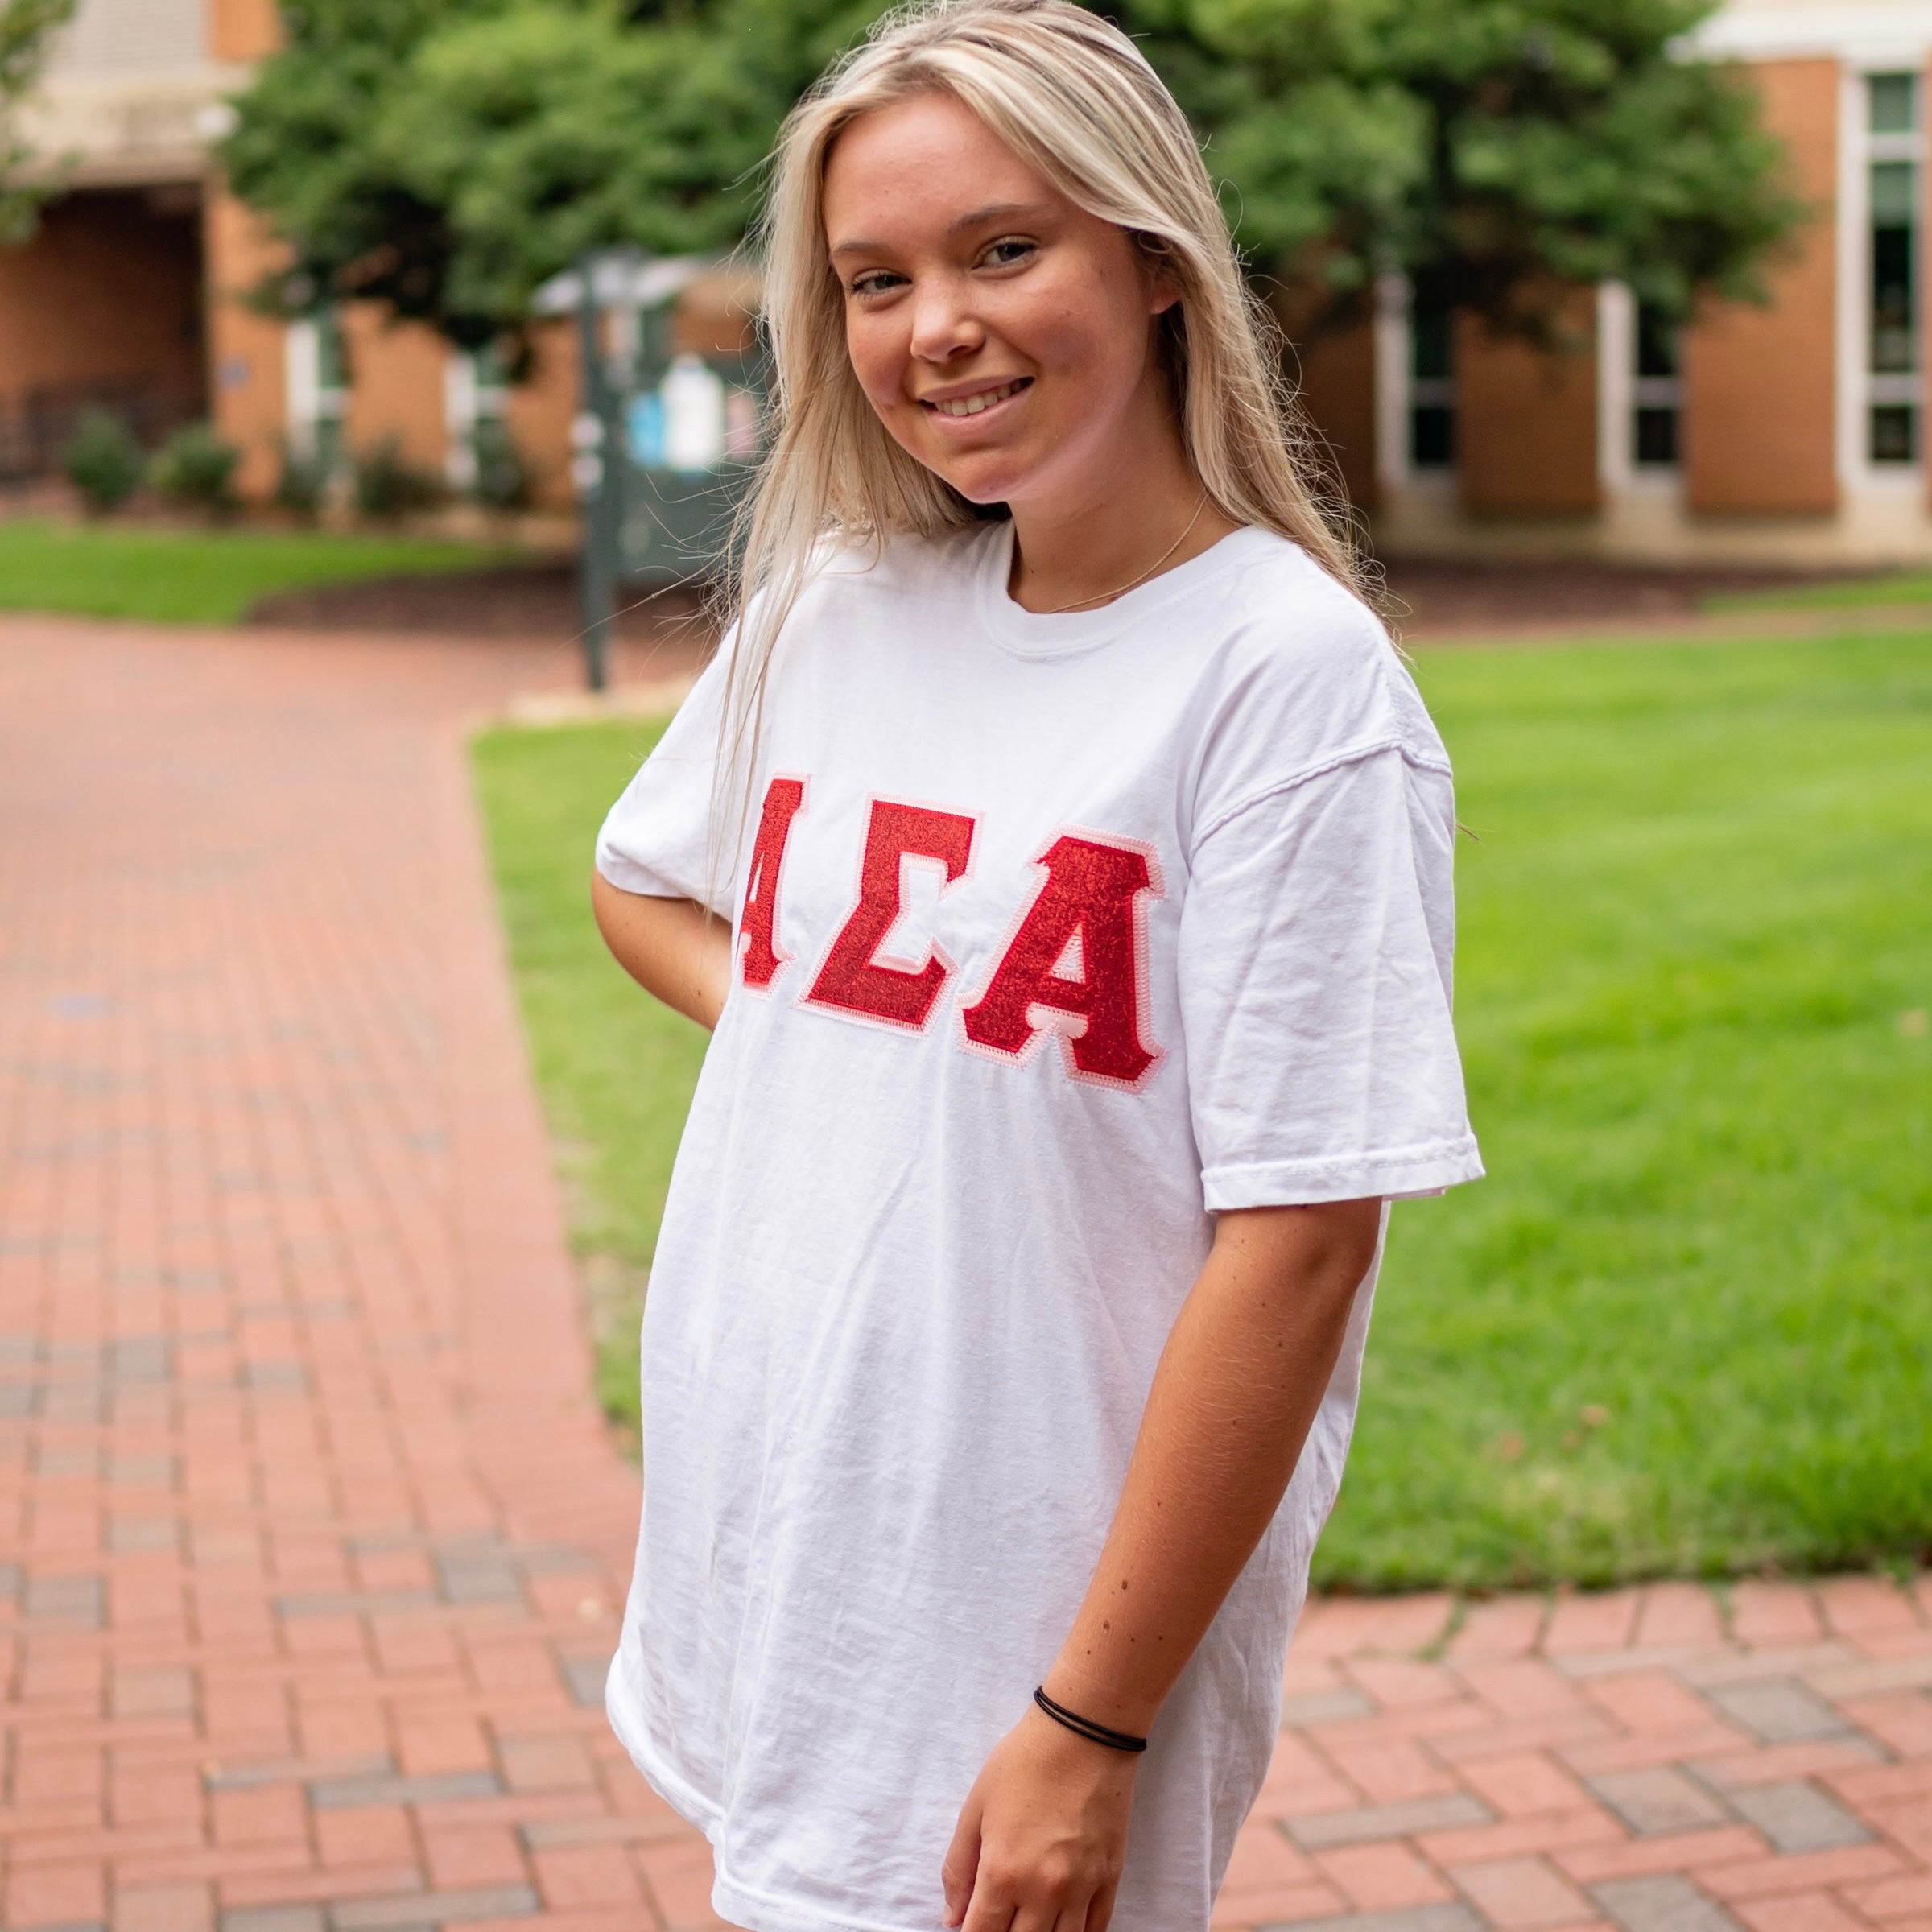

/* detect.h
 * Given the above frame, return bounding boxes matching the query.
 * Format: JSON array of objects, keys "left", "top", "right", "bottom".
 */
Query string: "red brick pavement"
[{"left": 2, "top": 613, "right": 1929, "bottom": 1932}]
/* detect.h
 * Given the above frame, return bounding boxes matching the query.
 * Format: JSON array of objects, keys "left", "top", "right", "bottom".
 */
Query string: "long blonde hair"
[{"left": 715, "top": 0, "right": 1366, "bottom": 851}]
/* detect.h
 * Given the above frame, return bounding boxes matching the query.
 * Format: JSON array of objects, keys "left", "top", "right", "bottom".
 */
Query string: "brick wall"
[
  {"left": 505, "top": 321, "right": 580, "bottom": 513},
  {"left": 0, "top": 191, "right": 204, "bottom": 407},
  {"left": 1277, "top": 294, "right": 1378, "bottom": 513},
  {"left": 208, "top": 0, "right": 279, "bottom": 62},
  {"left": 341, "top": 308, "right": 452, "bottom": 480},
  {"left": 1683, "top": 58, "right": 1839, "bottom": 516},
  {"left": 1455, "top": 288, "right": 1600, "bottom": 517},
  {"left": 204, "top": 184, "right": 287, "bottom": 499}
]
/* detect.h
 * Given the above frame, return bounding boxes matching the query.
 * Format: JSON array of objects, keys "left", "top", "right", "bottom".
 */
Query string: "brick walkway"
[{"left": 1, "top": 615, "right": 1927, "bottom": 1932}]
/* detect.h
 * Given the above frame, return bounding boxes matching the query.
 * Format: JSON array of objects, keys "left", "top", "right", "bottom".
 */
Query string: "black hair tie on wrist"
[{"left": 1033, "top": 1685, "right": 1149, "bottom": 1753}]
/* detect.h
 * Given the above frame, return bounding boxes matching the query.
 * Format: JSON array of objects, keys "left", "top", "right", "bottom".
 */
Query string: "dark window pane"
[
  {"left": 1872, "top": 216, "right": 1917, "bottom": 373},
  {"left": 1634, "top": 407, "right": 1678, "bottom": 466},
  {"left": 1411, "top": 307, "right": 1454, "bottom": 382},
  {"left": 1410, "top": 405, "right": 1455, "bottom": 468},
  {"left": 1635, "top": 303, "right": 1679, "bottom": 378},
  {"left": 1870, "top": 72, "right": 1918, "bottom": 136},
  {"left": 1870, "top": 403, "right": 1917, "bottom": 462}
]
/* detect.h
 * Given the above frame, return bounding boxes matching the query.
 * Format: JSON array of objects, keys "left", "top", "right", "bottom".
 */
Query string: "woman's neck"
[{"left": 1004, "top": 415, "right": 1241, "bottom": 615}]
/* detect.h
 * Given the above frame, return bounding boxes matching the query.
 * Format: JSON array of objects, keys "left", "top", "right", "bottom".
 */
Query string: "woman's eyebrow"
[{"left": 828, "top": 200, "right": 1051, "bottom": 259}]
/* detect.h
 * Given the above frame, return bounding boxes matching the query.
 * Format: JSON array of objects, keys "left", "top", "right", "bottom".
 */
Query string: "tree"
[
  {"left": 1121, "top": 0, "right": 1801, "bottom": 331},
  {"left": 222, "top": 0, "right": 1799, "bottom": 349},
  {"left": 0, "top": 0, "right": 79, "bottom": 245}
]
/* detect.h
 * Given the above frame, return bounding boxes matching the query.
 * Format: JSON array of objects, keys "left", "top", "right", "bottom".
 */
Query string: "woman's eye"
[
  {"left": 981, "top": 238, "right": 1035, "bottom": 269},
  {"left": 849, "top": 270, "right": 903, "bottom": 298}
]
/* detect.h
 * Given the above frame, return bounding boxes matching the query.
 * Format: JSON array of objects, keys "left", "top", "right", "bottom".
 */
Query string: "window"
[
  {"left": 285, "top": 307, "right": 348, "bottom": 481},
  {"left": 446, "top": 343, "right": 512, "bottom": 491},
  {"left": 1632, "top": 301, "right": 1682, "bottom": 467},
  {"left": 1867, "top": 72, "right": 1920, "bottom": 464},
  {"left": 1409, "top": 295, "right": 1455, "bottom": 469},
  {"left": 312, "top": 308, "right": 348, "bottom": 477}
]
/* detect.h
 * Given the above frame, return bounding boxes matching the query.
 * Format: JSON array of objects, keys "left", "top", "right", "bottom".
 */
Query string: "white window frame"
[
  {"left": 284, "top": 316, "right": 346, "bottom": 468},
  {"left": 1374, "top": 272, "right": 1457, "bottom": 493},
  {"left": 444, "top": 347, "right": 511, "bottom": 491},
  {"left": 1840, "top": 56, "right": 1928, "bottom": 488}
]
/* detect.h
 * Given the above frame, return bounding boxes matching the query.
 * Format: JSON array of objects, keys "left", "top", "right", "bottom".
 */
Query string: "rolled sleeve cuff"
[
  {"left": 595, "top": 842, "right": 700, "bottom": 902},
  {"left": 1201, "top": 1134, "right": 1485, "bottom": 1210}
]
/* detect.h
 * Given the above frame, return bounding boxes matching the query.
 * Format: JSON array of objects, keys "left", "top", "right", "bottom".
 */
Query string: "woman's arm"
[
  {"left": 943, "top": 1197, "right": 1383, "bottom": 1932},
  {"left": 591, "top": 869, "right": 733, "bottom": 1031}
]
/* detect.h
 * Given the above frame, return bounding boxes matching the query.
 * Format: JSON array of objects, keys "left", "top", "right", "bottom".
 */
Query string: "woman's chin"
[{"left": 926, "top": 451, "right": 1037, "bottom": 509}]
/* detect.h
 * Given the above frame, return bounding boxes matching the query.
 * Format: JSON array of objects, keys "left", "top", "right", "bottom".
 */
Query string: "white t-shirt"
[{"left": 595, "top": 521, "right": 1483, "bottom": 1932}]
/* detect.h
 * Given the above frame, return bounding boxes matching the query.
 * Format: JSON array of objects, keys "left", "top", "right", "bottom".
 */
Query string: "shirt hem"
[
  {"left": 1203, "top": 1136, "right": 1484, "bottom": 1209},
  {"left": 607, "top": 1666, "right": 939, "bottom": 1932},
  {"left": 712, "top": 1870, "right": 945, "bottom": 1932}
]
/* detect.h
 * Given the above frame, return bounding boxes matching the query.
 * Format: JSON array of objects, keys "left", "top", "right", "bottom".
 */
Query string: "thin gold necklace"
[{"left": 1033, "top": 487, "right": 1212, "bottom": 615}]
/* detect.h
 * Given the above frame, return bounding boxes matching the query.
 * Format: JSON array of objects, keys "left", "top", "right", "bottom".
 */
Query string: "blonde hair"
[{"left": 714, "top": 0, "right": 1367, "bottom": 849}]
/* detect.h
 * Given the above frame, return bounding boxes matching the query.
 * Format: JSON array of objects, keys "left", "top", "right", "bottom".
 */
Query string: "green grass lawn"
[
  {"left": 469, "top": 715, "right": 709, "bottom": 1432},
  {"left": 472, "top": 630, "right": 1932, "bottom": 1590},
  {"left": 0, "top": 518, "right": 520, "bottom": 624},
  {"left": 1704, "top": 570, "right": 1932, "bottom": 613}
]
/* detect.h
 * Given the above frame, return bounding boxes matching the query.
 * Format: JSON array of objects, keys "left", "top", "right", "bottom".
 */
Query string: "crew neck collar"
[{"left": 972, "top": 518, "right": 1278, "bottom": 658}]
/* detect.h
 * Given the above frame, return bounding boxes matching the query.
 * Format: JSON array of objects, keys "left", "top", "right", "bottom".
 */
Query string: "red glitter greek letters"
[
  {"left": 960, "top": 834, "right": 1163, "bottom": 1087},
  {"left": 738, "top": 776, "right": 807, "bottom": 989},
  {"left": 804, "top": 799, "right": 977, "bottom": 1030}
]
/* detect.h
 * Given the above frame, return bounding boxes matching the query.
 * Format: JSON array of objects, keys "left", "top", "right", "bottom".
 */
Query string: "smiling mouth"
[{"left": 923, "top": 377, "right": 1032, "bottom": 418}]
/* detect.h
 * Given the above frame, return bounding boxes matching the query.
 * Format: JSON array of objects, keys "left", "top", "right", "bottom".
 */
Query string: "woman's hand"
[{"left": 942, "top": 1703, "right": 1139, "bottom": 1931}]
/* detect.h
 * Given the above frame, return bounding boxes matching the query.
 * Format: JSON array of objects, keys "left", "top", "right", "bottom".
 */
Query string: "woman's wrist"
[{"left": 1040, "top": 1659, "right": 1164, "bottom": 1742}]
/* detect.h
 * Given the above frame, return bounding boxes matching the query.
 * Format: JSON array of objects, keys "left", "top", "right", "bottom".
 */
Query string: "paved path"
[{"left": 1, "top": 616, "right": 1928, "bottom": 1932}]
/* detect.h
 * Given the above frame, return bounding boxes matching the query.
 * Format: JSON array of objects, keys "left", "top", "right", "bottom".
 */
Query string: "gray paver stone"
[
  {"left": 328, "top": 1887, "right": 539, "bottom": 1930},
  {"left": 1280, "top": 1686, "right": 1377, "bottom": 1725},
  {"left": 1259, "top": 1908, "right": 1481, "bottom": 1932},
  {"left": 1703, "top": 1677, "right": 1847, "bottom": 1742},
  {"left": 1288, "top": 1794, "right": 1492, "bottom": 1849},
  {"left": 436, "top": 1555, "right": 522, "bottom": 1604},
  {"left": 1591, "top": 1876, "right": 1745, "bottom": 1932},
  {"left": 1587, "top": 1767, "right": 1731, "bottom": 1836},
  {"left": 222, "top": 1912, "right": 328, "bottom": 1932},
  {"left": 1722, "top": 1778, "right": 1872, "bottom": 1852},
  {"left": 561, "top": 1653, "right": 609, "bottom": 1707},
  {"left": 308, "top": 1771, "right": 502, "bottom": 1809}
]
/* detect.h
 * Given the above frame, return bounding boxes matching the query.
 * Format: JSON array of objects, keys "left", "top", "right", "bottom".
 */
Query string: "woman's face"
[{"left": 820, "top": 91, "right": 1177, "bottom": 511}]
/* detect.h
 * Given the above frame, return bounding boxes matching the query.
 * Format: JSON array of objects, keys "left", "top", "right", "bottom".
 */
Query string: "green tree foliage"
[
  {"left": 0, "top": 0, "right": 79, "bottom": 243},
  {"left": 224, "top": 0, "right": 1798, "bottom": 348},
  {"left": 1135, "top": 0, "right": 1802, "bottom": 327}
]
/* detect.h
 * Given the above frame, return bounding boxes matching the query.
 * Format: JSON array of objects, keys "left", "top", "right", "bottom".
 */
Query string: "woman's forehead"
[{"left": 823, "top": 93, "right": 1053, "bottom": 226}]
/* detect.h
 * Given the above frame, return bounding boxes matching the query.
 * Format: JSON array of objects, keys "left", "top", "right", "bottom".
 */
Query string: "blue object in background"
[{"left": 626, "top": 391, "right": 667, "bottom": 468}]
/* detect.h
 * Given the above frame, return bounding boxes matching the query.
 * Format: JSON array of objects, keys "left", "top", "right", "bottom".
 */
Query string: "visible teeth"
[{"left": 935, "top": 380, "right": 1022, "bottom": 417}]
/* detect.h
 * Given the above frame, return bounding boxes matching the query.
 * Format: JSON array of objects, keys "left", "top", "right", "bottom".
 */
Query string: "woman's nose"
[{"left": 908, "top": 272, "right": 985, "bottom": 364}]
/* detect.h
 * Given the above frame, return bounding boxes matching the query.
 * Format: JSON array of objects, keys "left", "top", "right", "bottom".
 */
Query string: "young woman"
[{"left": 590, "top": 3, "right": 1483, "bottom": 1927}]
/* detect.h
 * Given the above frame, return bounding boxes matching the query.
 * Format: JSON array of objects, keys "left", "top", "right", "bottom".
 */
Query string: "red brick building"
[
  {"left": 1306, "top": 0, "right": 1932, "bottom": 566},
  {"left": 4, "top": 0, "right": 1930, "bottom": 563}
]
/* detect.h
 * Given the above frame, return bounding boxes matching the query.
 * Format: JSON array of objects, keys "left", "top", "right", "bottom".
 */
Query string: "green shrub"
[
  {"left": 148, "top": 423, "right": 242, "bottom": 513},
  {"left": 63, "top": 409, "right": 144, "bottom": 514},
  {"left": 469, "top": 416, "right": 530, "bottom": 513},
  {"left": 351, "top": 436, "right": 444, "bottom": 519},
  {"left": 272, "top": 440, "right": 330, "bottom": 521}
]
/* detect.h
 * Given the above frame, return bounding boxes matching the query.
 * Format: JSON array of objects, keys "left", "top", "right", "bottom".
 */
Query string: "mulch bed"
[{"left": 247, "top": 553, "right": 1857, "bottom": 646}]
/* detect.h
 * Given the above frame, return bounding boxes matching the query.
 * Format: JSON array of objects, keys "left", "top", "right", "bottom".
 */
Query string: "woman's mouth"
[{"left": 923, "top": 377, "right": 1032, "bottom": 418}]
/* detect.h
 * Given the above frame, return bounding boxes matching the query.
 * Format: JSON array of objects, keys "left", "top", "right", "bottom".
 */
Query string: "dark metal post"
[{"left": 573, "top": 257, "right": 617, "bottom": 693}]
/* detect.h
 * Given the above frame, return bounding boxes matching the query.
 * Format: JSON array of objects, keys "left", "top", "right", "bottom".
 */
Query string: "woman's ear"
[{"left": 1131, "top": 232, "right": 1183, "bottom": 316}]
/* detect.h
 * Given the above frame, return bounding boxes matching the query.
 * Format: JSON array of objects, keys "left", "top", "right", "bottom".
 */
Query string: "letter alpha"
[
  {"left": 805, "top": 800, "right": 976, "bottom": 1030},
  {"left": 961, "top": 834, "right": 1163, "bottom": 1087},
  {"left": 738, "top": 776, "right": 807, "bottom": 989}
]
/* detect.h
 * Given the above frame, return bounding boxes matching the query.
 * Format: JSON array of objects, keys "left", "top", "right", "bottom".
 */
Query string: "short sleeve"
[
  {"left": 1179, "top": 745, "right": 1484, "bottom": 1209},
  {"left": 593, "top": 646, "right": 733, "bottom": 916}
]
